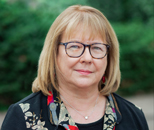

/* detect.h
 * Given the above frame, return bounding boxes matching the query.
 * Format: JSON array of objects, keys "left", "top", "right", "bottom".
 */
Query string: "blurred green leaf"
[{"left": 0, "top": 0, "right": 153, "bottom": 109}]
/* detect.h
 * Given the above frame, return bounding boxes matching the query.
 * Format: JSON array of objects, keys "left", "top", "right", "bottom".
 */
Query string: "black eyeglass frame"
[{"left": 59, "top": 41, "right": 110, "bottom": 59}]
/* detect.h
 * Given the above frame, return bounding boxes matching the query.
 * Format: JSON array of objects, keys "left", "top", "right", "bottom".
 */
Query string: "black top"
[
  {"left": 76, "top": 116, "right": 104, "bottom": 130},
  {"left": 1, "top": 91, "right": 149, "bottom": 130}
]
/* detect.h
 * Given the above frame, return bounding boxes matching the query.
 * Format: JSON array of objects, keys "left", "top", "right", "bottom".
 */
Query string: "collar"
[{"left": 47, "top": 90, "right": 122, "bottom": 130}]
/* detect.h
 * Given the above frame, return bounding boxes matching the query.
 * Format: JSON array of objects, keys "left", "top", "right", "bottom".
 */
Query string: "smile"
[{"left": 76, "top": 69, "right": 92, "bottom": 75}]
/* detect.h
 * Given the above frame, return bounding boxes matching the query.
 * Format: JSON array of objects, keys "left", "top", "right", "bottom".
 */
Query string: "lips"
[{"left": 75, "top": 69, "right": 92, "bottom": 75}]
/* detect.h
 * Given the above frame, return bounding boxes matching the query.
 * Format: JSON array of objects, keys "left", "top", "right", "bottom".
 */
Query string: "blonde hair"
[{"left": 32, "top": 5, "right": 121, "bottom": 96}]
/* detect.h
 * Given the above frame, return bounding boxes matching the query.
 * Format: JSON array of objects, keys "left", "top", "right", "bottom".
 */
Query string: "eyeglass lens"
[{"left": 66, "top": 42, "right": 108, "bottom": 58}]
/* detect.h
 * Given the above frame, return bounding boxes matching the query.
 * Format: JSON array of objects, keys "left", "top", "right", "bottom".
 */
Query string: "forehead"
[
  {"left": 62, "top": 24, "right": 106, "bottom": 43},
  {"left": 61, "top": 11, "right": 107, "bottom": 42}
]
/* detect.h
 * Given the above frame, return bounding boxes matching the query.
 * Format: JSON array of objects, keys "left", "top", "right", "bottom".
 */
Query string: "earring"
[{"left": 102, "top": 76, "right": 105, "bottom": 83}]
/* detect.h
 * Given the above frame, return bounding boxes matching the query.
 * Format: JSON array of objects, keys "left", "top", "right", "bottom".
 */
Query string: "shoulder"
[
  {"left": 112, "top": 93, "right": 142, "bottom": 110},
  {"left": 112, "top": 93, "right": 149, "bottom": 130},
  {"left": 5, "top": 91, "right": 44, "bottom": 117},
  {"left": 112, "top": 93, "right": 143, "bottom": 117},
  {"left": 13, "top": 91, "right": 47, "bottom": 119},
  {"left": 1, "top": 91, "right": 47, "bottom": 130},
  {"left": 16, "top": 91, "right": 44, "bottom": 104},
  {"left": 8, "top": 91, "right": 46, "bottom": 114}
]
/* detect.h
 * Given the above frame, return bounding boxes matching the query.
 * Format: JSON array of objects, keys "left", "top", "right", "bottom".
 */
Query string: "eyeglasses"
[{"left": 59, "top": 41, "right": 110, "bottom": 59}]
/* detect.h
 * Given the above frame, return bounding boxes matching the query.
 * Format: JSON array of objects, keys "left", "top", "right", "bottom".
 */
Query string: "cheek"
[
  {"left": 57, "top": 47, "right": 66, "bottom": 71},
  {"left": 57, "top": 47, "right": 79, "bottom": 72},
  {"left": 95, "top": 57, "right": 107, "bottom": 74}
]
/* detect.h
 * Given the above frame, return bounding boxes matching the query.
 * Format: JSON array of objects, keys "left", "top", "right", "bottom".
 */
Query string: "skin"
[{"left": 56, "top": 26, "right": 107, "bottom": 123}]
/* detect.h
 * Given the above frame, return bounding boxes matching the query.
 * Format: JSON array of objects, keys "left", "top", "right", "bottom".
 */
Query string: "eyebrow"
[{"left": 67, "top": 40, "right": 104, "bottom": 44}]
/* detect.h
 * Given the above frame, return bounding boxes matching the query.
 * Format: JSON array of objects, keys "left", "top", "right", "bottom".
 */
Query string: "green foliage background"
[{"left": 0, "top": 0, "right": 153, "bottom": 110}]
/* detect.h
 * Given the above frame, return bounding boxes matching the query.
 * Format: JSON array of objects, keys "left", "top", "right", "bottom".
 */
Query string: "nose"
[{"left": 80, "top": 47, "right": 92, "bottom": 63}]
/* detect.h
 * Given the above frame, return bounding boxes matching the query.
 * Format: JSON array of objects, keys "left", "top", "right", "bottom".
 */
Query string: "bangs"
[{"left": 64, "top": 12, "right": 106, "bottom": 42}]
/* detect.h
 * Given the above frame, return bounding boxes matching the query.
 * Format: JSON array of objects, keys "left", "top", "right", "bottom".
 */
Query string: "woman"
[{"left": 1, "top": 5, "right": 149, "bottom": 130}]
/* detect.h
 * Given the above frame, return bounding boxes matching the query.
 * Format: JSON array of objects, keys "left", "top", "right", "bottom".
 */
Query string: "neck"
[
  {"left": 59, "top": 84, "right": 100, "bottom": 112},
  {"left": 58, "top": 83, "right": 106, "bottom": 123},
  {"left": 58, "top": 78, "right": 100, "bottom": 97}
]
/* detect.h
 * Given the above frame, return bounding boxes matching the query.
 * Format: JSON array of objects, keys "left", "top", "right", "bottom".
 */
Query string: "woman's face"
[{"left": 56, "top": 27, "right": 107, "bottom": 89}]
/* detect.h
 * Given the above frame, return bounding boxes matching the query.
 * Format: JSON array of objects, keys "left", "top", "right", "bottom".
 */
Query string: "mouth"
[{"left": 75, "top": 69, "right": 92, "bottom": 75}]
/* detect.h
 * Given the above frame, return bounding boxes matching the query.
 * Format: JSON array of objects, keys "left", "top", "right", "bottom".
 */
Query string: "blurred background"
[{"left": 0, "top": 0, "right": 153, "bottom": 129}]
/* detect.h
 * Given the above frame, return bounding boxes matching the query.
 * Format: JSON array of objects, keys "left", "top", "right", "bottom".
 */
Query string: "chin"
[
  {"left": 75, "top": 82, "right": 96, "bottom": 89},
  {"left": 77, "top": 84, "right": 90, "bottom": 88}
]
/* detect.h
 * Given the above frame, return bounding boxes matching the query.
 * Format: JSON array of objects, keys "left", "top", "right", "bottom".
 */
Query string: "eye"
[
  {"left": 67, "top": 43, "right": 83, "bottom": 50},
  {"left": 92, "top": 46, "right": 102, "bottom": 50},
  {"left": 70, "top": 45, "right": 80, "bottom": 49},
  {"left": 91, "top": 46, "right": 104, "bottom": 52},
  {"left": 91, "top": 44, "right": 106, "bottom": 53}
]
